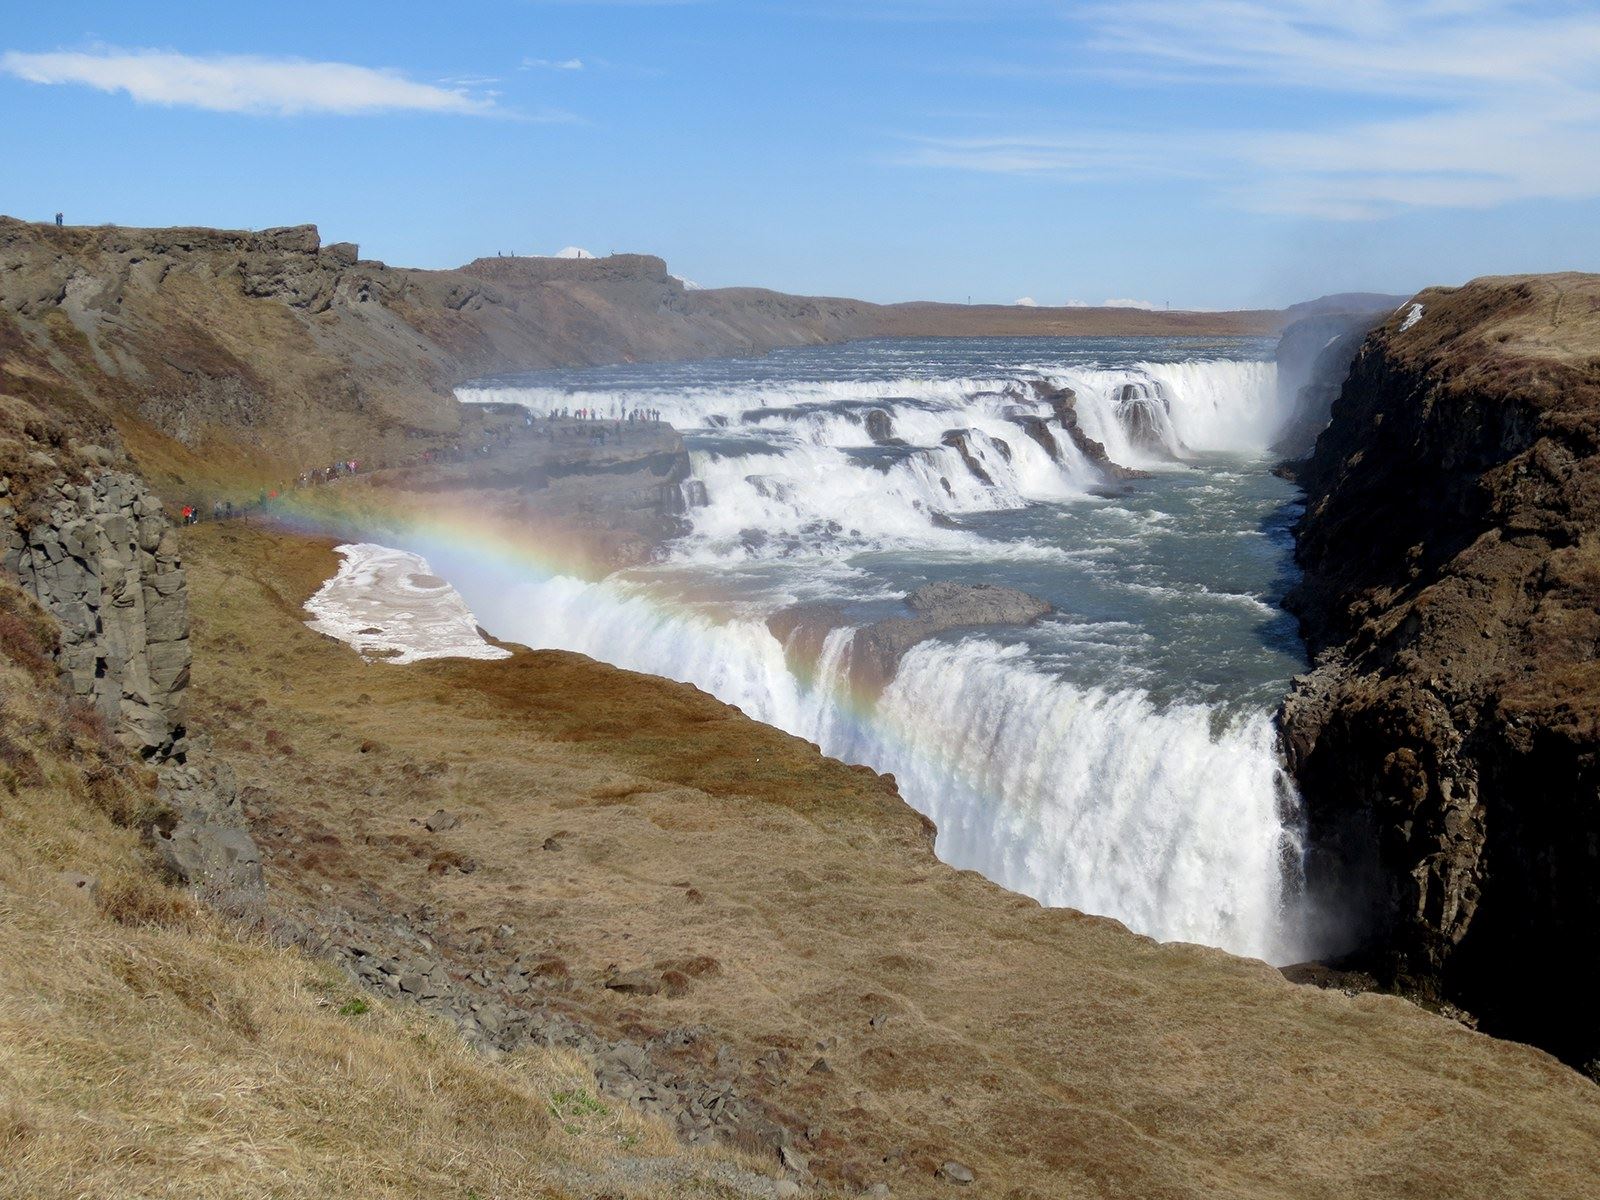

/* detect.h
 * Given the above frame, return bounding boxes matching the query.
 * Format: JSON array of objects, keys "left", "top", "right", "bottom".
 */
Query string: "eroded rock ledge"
[
  {"left": 771, "top": 581, "right": 1051, "bottom": 691},
  {"left": 1029, "top": 381, "right": 1149, "bottom": 481},
  {"left": 1278, "top": 272, "right": 1600, "bottom": 1075}
]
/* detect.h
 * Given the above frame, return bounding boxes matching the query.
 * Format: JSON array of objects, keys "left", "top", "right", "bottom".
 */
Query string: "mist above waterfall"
[{"left": 449, "top": 337, "right": 1315, "bottom": 963}]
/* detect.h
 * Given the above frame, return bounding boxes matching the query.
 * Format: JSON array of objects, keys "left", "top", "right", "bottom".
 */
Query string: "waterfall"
[{"left": 444, "top": 348, "right": 1312, "bottom": 964}]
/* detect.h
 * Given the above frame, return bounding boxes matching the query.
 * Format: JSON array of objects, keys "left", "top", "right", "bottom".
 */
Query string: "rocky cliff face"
[
  {"left": 0, "top": 218, "right": 874, "bottom": 488},
  {"left": 0, "top": 470, "right": 187, "bottom": 758},
  {"left": 0, "top": 436, "right": 260, "bottom": 896},
  {"left": 1279, "top": 273, "right": 1600, "bottom": 1073}
]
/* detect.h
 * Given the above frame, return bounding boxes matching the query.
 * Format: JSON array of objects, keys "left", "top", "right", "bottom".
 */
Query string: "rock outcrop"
[
  {"left": 863, "top": 408, "right": 900, "bottom": 446},
  {"left": 0, "top": 457, "right": 262, "bottom": 898},
  {"left": 0, "top": 470, "right": 187, "bottom": 758},
  {"left": 153, "top": 751, "right": 264, "bottom": 898},
  {"left": 1279, "top": 273, "right": 1600, "bottom": 1074},
  {"left": 1004, "top": 409, "right": 1062, "bottom": 462},
  {"left": 1115, "top": 381, "right": 1173, "bottom": 451},
  {"left": 772, "top": 581, "right": 1051, "bottom": 691},
  {"left": 938, "top": 429, "right": 996, "bottom": 486},
  {"left": 1030, "top": 381, "right": 1149, "bottom": 481}
]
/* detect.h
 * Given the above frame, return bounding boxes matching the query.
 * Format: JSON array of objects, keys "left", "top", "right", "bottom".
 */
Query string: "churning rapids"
[{"left": 453, "top": 337, "right": 1314, "bottom": 963}]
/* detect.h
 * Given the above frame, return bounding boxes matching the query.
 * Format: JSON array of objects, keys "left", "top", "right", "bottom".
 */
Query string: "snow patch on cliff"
[{"left": 305, "top": 544, "right": 510, "bottom": 665}]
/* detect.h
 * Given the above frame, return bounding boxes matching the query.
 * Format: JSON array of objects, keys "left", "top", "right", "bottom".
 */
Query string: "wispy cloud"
[
  {"left": 896, "top": 131, "right": 1198, "bottom": 177},
  {"left": 900, "top": 1, "right": 1600, "bottom": 219},
  {"left": 523, "top": 57, "right": 585, "bottom": 71},
  {"left": 0, "top": 48, "right": 504, "bottom": 116}
]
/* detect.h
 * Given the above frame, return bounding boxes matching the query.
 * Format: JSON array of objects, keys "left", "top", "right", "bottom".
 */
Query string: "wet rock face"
[
  {"left": 1115, "top": 381, "right": 1170, "bottom": 450},
  {"left": 1004, "top": 411, "right": 1061, "bottom": 463},
  {"left": 939, "top": 429, "right": 995, "bottom": 486},
  {"left": 864, "top": 409, "right": 899, "bottom": 446},
  {"left": 1279, "top": 277, "right": 1600, "bottom": 1074},
  {"left": 1028, "top": 382, "right": 1147, "bottom": 481},
  {"left": 0, "top": 470, "right": 188, "bottom": 758}
]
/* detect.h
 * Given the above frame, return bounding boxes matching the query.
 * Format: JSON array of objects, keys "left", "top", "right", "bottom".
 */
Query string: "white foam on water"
[{"left": 1031, "top": 359, "right": 1286, "bottom": 463}]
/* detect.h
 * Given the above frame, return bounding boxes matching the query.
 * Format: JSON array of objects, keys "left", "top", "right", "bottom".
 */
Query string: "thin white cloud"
[
  {"left": 1103, "top": 298, "right": 1158, "bottom": 310},
  {"left": 902, "top": 1, "right": 1600, "bottom": 219},
  {"left": 896, "top": 131, "right": 1197, "bottom": 177},
  {"left": 0, "top": 48, "right": 501, "bottom": 116},
  {"left": 1086, "top": 1, "right": 1600, "bottom": 98},
  {"left": 523, "top": 57, "right": 585, "bottom": 71}
]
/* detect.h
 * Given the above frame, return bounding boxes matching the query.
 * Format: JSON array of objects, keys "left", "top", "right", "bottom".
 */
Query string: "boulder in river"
[{"left": 864, "top": 408, "right": 903, "bottom": 446}]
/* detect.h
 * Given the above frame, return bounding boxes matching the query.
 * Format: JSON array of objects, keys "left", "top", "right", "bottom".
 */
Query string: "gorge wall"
[
  {"left": 1271, "top": 304, "right": 1394, "bottom": 458},
  {"left": 1280, "top": 273, "right": 1600, "bottom": 1073},
  {"left": 0, "top": 410, "right": 262, "bottom": 897}
]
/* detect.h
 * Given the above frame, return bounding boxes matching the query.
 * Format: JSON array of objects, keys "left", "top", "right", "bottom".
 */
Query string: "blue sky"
[{"left": 2, "top": 1, "right": 1597, "bottom": 308}]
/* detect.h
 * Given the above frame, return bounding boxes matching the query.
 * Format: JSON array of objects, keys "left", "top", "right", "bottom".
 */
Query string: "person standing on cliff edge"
[{"left": 54, "top": 212, "right": 63, "bottom": 226}]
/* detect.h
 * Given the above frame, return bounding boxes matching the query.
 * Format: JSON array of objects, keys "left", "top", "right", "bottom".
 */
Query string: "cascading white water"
[
  {"left": 866, "top": 641, "right": 1298, "bottom": 959},
  {"left": 448, "top": 340, "right": 1315, "bottom": 964},
  {"left": 1037, "top": 359, "right": 1286, "bottom": 464}
]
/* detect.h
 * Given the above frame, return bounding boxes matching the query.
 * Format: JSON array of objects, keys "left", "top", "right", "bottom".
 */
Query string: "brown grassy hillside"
[
  {"left": 159, "top": 518, "right": 1600, "bottom": 1199},
  {"left": 0, "top": 571, "right": 803, "bottom": 1199}
]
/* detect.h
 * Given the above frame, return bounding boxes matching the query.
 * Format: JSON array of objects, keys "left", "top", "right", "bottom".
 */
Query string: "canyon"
[{"left": 1, "top": 218, "right": 1597, "bottom": 1198}]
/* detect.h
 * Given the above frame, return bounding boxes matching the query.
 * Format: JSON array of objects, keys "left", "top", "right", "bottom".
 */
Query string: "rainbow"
[
  {"left": 251, "top": 478, "right": 892, "bottom": 732},
  {"left": 244, "top": 469, "right": 1307, "bottom": 965}
]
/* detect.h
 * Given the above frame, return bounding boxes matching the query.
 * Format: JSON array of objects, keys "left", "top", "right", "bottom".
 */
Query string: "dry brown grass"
[
  {"left": 167, "top": 519, "right": 1600, "bottom": 1200},
  {"left": 0, "top": 582, "right": 785, "bottom": 1200}
]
